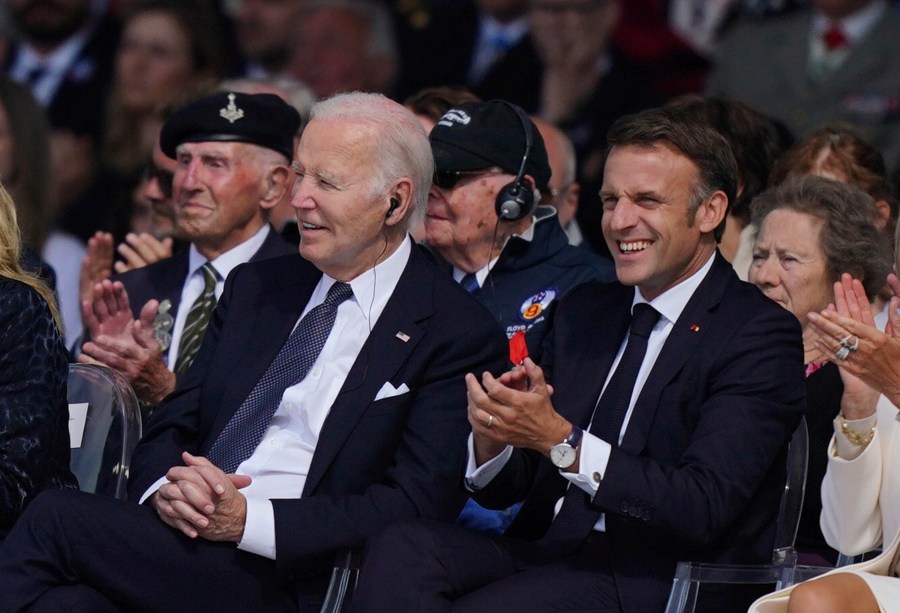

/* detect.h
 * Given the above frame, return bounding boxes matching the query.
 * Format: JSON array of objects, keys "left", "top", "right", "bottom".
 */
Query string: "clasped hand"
[
  {"left": 468, "top": 358, "right": 570, "bottom": 466},
  {"left": 151, "top": 452, "right": 251, "bottom": 542}
]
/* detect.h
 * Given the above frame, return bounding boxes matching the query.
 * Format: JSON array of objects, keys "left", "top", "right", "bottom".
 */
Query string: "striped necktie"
[{"left": 174, "top": 262, "right": 218, "bottom": 375}]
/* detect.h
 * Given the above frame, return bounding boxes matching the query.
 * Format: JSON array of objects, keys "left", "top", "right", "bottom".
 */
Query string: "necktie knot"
[
  {"left": 629, "top": 303, "right": 660, "bottom": 339},
  {"left": 823, "top": 22, "right": 848, "bottom": 51},
  {"left": 460, "top": 273, "right": 480, "bottom": 294},
  {"left": 324, "top": 281, "right": 353, "bottom": 307},
  {"left": 200, "top": 262, "right": 219, "bottom": 289}
]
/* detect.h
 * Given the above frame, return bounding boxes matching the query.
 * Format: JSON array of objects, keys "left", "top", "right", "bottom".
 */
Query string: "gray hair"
[
  {"left": 750, "top": 175, "right": 891, "bottom": 300},
  {"left": 310, "top": 92, "right": 433, "bottom": 229}
]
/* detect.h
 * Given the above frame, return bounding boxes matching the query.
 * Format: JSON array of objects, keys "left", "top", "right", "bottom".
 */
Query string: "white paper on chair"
[{"left": 68, "top": 403, "right": 88, "bottom": 448}]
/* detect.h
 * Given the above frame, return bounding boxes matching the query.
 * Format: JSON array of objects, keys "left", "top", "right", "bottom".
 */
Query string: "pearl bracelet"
[{"left": 838, "top": 414, "right": 876, "bottom": 447}]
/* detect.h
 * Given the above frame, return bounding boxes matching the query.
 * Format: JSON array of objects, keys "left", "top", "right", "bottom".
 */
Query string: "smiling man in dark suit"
[
  {"left": 0, "top": 92, "right": 508, "bottom": 612},
  {"left": 351, "top": 106, "right": 807, "bottom": 612}
]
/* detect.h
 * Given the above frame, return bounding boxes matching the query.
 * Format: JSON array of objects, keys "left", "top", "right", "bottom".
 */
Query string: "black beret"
[
  {"left": 160, "top": 92, "right": 300, "bottom": 160},
  {"left": 430, "top": 100, "right": 551, "bottom": 193}
]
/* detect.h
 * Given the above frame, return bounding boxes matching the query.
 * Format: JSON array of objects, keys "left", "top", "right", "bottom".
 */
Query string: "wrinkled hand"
[
  {"left": 79, "top": 232, "right": 115, "bottom": 311},
  {"left": 82, "top": 279, "right": 135, "bottom": 341},
  {"left": 114, "top": 232, "right": 174, "bottom": 273},
  {"left": 809, "top": 274, "right": 900, "bottom": 414},
  {"left": 151, "top": 452, "right": 252, "bottom": 541},
  {"left": 80, "top": 298, "right": 177, "bottom": 405},
  {"left": 468, "top": 358, "right": 569, "bottom": 466}
]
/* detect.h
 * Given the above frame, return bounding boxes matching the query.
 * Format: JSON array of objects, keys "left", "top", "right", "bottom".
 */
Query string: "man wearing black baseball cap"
[
  {"left": 426, "top": 99, "right": 613, "bottom": 366},
  {"left": 426, "top": 99, "right": 614, "bottom": 534},
  {"left": 79, "top": 91, "right": 297, "bottom": 408}
]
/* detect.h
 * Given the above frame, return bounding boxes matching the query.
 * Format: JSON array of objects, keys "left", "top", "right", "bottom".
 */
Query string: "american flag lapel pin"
[{"left": 396, "top": 331, "right": 411, "bottom": 342}]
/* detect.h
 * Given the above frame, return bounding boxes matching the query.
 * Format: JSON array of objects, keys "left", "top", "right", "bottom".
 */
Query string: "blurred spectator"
[
  {"left": 0, "top": 181, "right": 77, "bottom": 540},
  {"left": 392, "top": 0, "right": 528, "bottom": 100},
  {"left": 0, "top": 75, "right": 85, "bottom": 348},
  {"left": 232, "top": 0, "right": 305, "bottom": 77},
  {"left": 404, "top": 84, "right": 480, "bottom": 132},
  {"left": 708, "top": 0, "right": 900, "bottom": 166},
  {"left": 3, "top": 0, "right": 119, "bottom": 147},
  {"left": 532, "top": 115, "right": 583, "bottom": 246},
  {"left": 286, "top": 0, "right": 398, "bottom": 99},
  {"left": 665, "top": 94, "right": 794, "bottom": 278}
]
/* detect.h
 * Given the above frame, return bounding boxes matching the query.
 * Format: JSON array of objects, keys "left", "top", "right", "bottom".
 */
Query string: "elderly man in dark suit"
[
  {"left": 79, "top": 92, "right": 297, "bottom": 408},
  {"left": 0, "top": 92, "right": 508, "bottom": 612},
  {"left": 351, "top": 106, "right": 807, "bottom": 613}
]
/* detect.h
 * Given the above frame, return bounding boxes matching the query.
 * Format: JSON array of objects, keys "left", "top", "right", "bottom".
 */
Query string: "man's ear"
[
  {"left": 384, "top": 179, "right": 413, "bottom": 227},
  {"left": 875, "top": 198, "right": 892, "bottom": 229},
  {"left": 260, "top": 165, "right": 291, "bottom": 210},
  {"left": 695, "top": 190, "right": 729, "bottom": 234}
]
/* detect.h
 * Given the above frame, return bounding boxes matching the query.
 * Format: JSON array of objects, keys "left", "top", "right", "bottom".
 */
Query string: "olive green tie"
[{"left": 174, "top": 262, "right": 218, "bottom": 374}]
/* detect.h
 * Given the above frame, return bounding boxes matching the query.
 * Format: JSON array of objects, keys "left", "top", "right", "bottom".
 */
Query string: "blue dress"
[{"left": 0, "top": 276, "right": 77, "bottom": 538}]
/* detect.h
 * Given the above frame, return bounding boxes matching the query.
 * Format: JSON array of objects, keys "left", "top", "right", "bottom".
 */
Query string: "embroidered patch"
[{"left": 519, "top": 289, "right": 557, "bottom": 322}]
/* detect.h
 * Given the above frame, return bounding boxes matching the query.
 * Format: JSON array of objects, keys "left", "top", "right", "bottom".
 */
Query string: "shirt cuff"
[
  {"left": 560, "top": 431, "right": 611, "bottom": 496},
  {"left": 237, "top": 498, "right": 276, "bottom": 559},
  {"left": 464, "top": 433, "right": 513, "bottom": 491},
  {"left": 139, "top": 476, "right": 169, "bottom": 504},
  {"left": 833, "top": 413, "right": 878, "bottom": 460}
]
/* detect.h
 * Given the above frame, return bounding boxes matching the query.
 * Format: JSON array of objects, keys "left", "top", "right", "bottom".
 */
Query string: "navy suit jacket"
[
  {"left": 474, "top": 254, "right": 806, "bottom": 613},
  {"left": 114, "top": 226, "right": 293, "bottom": 324},
  {"left": 127, "top": 243, "right": 509, "bottom": 580}
]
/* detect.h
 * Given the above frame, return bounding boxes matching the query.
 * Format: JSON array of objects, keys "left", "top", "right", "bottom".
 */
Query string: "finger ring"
[
  {"left": 848, "top": 336, "right": 860, "bottom": 351},
  {"left": 835, "top": 345, "right": 851, "bottom": 360},
  {"left": 486, "top": 414, "right": 494, "bottom": 429}
]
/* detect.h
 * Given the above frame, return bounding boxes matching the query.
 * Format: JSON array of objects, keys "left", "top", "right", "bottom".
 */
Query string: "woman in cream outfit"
[{"left": 750, "top": 274, "right": 900, "bottom": 612}]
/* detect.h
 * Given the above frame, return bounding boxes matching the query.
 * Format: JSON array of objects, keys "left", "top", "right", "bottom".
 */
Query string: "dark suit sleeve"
[
  {"left": 594, "top": 305, "right": 805, "bottom": 544},
  {"left": 0, "top": 282, "right": 72, "bottom": 534},
  {"left": 270, "top": 303, "right": 508, "bottom": 575},
  {"left": 126, "top": 266, "right": 236, "bottom": 500}
]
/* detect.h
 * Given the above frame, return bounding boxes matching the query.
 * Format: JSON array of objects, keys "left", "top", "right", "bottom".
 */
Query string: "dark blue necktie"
[
  {"left": 207, "top": 282, "right": 354, "bottom": 474},
  {"left": 460, "top": 273, "right": 480, "bottom": 294},
  {"left": 541, "top": 303, "right": 661, "bottom": 547}
]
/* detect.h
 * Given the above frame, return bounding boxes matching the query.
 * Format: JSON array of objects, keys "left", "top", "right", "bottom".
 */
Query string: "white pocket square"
[{"left": 374, "top": 381, "right": 410, "bottom": 401}]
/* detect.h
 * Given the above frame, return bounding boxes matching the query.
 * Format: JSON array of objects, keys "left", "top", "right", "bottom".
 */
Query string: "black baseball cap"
[
  {"left": 160, "top": 92, "right": 300, "bottom": 160},
  {"left": 429, "top": 100, "right": 551, "bottom": 192}
]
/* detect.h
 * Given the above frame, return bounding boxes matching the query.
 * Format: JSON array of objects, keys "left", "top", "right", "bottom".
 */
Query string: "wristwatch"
[{"left": 549, "top": 426, "right": 583, "bottom": 469}]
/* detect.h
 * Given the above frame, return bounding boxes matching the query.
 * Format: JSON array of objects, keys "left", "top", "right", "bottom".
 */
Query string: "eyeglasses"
[
  {"left": 432, "top": 169, "right": 506, "bottom": 190},
  {"left": 142, "top": 163, "right": 174, "bottom": 199}
]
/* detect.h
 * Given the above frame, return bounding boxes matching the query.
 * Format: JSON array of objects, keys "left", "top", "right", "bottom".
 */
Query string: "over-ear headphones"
[
  {"left": 494, "top": 101, "right": 535, "bottom": 222},
  {"left": 386, "top": 197, "right": 400, "bottom": 218}
]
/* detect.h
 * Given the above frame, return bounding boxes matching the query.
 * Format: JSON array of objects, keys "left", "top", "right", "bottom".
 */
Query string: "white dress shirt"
[
  {"left": 9, "top": 27, "right": 94, "bottom": 107},
  {"left": 466, "top": 253, "right": 716, "bottom": 531},
  {"left": 166, "top": 225, "right": 270, "bottom": 370},
  {"left": 142, "top": 237, "right": 412, "bottom": 560},
  {"left": 468, "top": 14, "right": 529, "bottom": 84}
]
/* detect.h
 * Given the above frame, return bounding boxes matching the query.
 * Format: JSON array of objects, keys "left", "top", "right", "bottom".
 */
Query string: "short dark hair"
[
  {"left": 404, "top": 86, "right": 480, "bottom": 123},
  {"left": 607, "top": 106, "right": 738, "bottom": 241},
  {"left": 665, "top": 95, "right": 792, "bottom": 227},
  {"left": 750, "top": 175, "right": 891, "bottom": 301}
]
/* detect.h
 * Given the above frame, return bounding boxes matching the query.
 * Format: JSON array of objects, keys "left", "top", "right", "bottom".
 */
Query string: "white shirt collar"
[
  {"left": 479, "top": 14, "right": 529, "bottom": 47},
  {"left": 633, "top": 252, "right": 716, "bottom": 326},
  {"left": 316, "top": 236, "right": 412, "bottom": 328},
  {"left": 187, "top": 224, "right": 271, "bottom": 281}
]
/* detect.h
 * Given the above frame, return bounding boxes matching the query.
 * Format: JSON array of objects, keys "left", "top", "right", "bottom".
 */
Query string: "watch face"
[{"left": 550, "top": 444, "right": 576, "bottom": 469}]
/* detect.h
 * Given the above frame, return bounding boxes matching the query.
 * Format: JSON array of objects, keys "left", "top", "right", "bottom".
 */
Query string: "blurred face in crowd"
[
  {"left": 749, "top": 208, "right": 834, "bottom": 329},
  {"left": 235, "top": 0, "right": 304, "bottom": 69},
  {"left": 9, "top": 0, "right": 91, "bottom": 47},
  {"left": 115, "top": 10, "right": 197, "bottom": 112},
  {"left": 0, "top": 103, "right": 14, "bottom": 183},
  {"left": 173, "top": 141, "right": 272, "bottom": 258},
  {"left": 600, "top": 143, "right": 724, "bottom": 300},
  {"left": 292, "top": 118, "right": 397, "bottom": 281},
  {"left": 477, "top": 0, "right": 528, "bottom": 22},
  {"left": 141, "top": 140, "right": 178, "bottom": 237},
  {"left": 425, "top": 167, "right": 516, "bottom": 272},
  {"left": 812, "top": 0, "right": 874, "bottom": 19}
]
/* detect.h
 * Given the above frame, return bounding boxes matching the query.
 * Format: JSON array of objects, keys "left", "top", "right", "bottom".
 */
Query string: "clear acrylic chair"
[
  {"left": 319, "top": 550, "right": 361, "bottom": 613},
  {"left": 664, "top": 417, "right": 810, "bottom": 613},
  {"left": 67, "top": 363, "right": 142, "bottom": 499}
]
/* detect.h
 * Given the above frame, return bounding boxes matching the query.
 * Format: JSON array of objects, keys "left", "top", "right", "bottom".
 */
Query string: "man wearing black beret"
[{"left": 78, "top": 92, "right": 297, "bottom": 409}]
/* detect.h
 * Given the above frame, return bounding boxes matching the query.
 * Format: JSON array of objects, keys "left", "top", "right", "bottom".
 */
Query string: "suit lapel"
[
  {"left": 304, "top": 247, "right": 433, "bottom": 494},
  {"left": 620, "top": 256, "right": 731, "bottom": 454}
]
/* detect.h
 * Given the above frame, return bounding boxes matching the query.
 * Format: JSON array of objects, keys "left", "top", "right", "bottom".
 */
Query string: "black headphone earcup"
[{"left": 495, "top": 181, "right": 534, "bottom": 221}]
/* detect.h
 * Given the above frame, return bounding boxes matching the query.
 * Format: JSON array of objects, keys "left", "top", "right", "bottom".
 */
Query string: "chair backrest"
[
  {"left": 772, "top": 416, "right": 809, "bottom": 566},
  {"left": 67, "top": 363, "right": 142, "bottom": 499}
]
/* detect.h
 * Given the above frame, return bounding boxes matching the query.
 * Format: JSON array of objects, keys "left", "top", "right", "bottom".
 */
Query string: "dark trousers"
[
  {"left": 0, "top": 489, "right": 299, "bottom": 613},
  {"left": 351, "top": 518, "right": 623, "bottom": 613}
]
